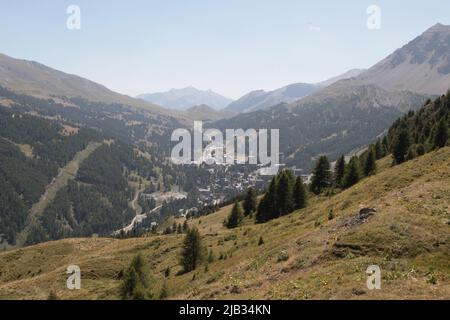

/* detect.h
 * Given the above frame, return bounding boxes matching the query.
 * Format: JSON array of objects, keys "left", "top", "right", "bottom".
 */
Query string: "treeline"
[
  {"left": 386, "top": 92, "right": 450, "bottom": 164},
  {"left": 255, "top": 171, "right": 307, "bottom": 223}
]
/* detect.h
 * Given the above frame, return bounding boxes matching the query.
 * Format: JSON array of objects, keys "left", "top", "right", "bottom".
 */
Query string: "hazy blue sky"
[{"left": 1, "top": 0, "right": 449, "bottom": 99}]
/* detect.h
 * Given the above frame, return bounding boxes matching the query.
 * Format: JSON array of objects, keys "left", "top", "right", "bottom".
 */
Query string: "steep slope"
[
  {"left": 0, "top": 147, "right": 449, "bottom": 299},
  {"left": 317, "top": 69, "right": 365, "bottom": 88},
  {"left": 212, "top": 84, "right": 427, "bottom": 170},
  {"left": 214, "top": 24, "right": 450, "bottom": 170},
  {"left": 225, "top": 69, "right": 366, "bottom": 114},
  {"left": 136, "top": 87, "right": 232, "bottom": 111},
  {"left": 357, "top": 23, "right": 450, "bottom": 94},
  {"left": 0, "top": 53, "right": 169, "bottom": 115}
]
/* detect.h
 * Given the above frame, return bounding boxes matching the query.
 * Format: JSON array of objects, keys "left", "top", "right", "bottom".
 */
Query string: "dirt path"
[
  {"left": 17, "top": 142, "right": 102, "bottom": 245},
  {"left": 130, "top": 187, "right": 144, "bottom": 214}
]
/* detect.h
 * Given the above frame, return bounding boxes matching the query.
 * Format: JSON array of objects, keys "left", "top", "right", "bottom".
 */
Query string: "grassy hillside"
[{"left": 0, "top": 148, "right": 449, "bottom": 300}]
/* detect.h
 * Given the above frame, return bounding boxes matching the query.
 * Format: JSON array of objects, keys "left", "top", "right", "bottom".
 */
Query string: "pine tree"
[
  {"left": 334, "top": 155, "right": 346, "bottom": 187},
  {"left": 293, "top": 176, "right": 307, "bottom": 210},
  {"left": 277, "top": 171, "right": 294, "bottom": 215},
  {"left": 433, "top": 118, "right": 449, "bottom": 149},
  {"left": 392, "top": 128, "right": 411, "bottom": 164},
  {"left": 310, "top": 156, "right": 332, "bottom": 194},
  {"left": 182, "top": 220, "right": 189, "bottom": 232},
  {"left": 374, "top": 139, "right": 384, "bottom": 159},
  {"left": 343, "top": 157, "right": 360, "bottom": 188},
  {"left": 255, "top": 178, "right": 278, "bottom": 223},
  {"left": 119, "top": 254, "right": 151, "bottom": 300},
  {"left": 159, "top": 282, "right": 169, "bottom": 299},
  {"left": 226, "top": 201, "right": 244, "bottom": 229},
  {"left": 179, "top": 228, "right": 203, "bottom": 273},
  {"left": 47, "top": 291, "right": 59, "bottom": 300},
  {"left": 364, "top": 148, "right": 376, "bottom": 176},
  {"left": 243, "top": 188, "right": 257, "bottom": 217}
]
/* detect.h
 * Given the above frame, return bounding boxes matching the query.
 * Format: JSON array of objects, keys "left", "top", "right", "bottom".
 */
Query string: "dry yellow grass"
[{"left": 1, "top": 147, "right": 449, "bottom": 300}]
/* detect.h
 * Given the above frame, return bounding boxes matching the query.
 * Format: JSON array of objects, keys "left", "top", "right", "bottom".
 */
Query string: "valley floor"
[{"left": 0, "top": 148, "right": 449, "bottom": 300}]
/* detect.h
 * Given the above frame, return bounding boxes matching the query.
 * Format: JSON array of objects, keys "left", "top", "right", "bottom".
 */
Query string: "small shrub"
[
  {"left": 258, "top": 236, "right": 264, "bottom": 246},
  {"left": 277, "top": 250, "right": 289, "bottom": 262}
]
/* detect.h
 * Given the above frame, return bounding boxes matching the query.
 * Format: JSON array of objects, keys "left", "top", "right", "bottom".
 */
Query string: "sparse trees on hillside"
[
  {"left": 256, "top": 170, "right": 306, "bottom": 224},
  {"left": 119, "top": 254, "right": 152, "bottom": 300}
]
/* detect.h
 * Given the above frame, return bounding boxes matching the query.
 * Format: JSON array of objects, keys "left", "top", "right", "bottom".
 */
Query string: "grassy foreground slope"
[{"left": 0, "top": 148, "right": 449, "bottom": 300}]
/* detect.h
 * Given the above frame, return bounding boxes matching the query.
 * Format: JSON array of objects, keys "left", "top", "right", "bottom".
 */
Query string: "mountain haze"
[
  {"left": 226, "top": 69, "right": 366, "bottom": 114},
  {"left": 137, "top": 87, "right": 232, "bottom": 111}
]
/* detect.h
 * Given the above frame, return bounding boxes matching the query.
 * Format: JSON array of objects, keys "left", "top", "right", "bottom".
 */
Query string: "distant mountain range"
[
  {"left": 1, "top": 23, "right": 449, "bottom": 172},
  {"left": 225, "top": 69, "right": 365, "bottom": 114},
  {"left": 136, "top": 87, "right": 232, "bottom": 111},
  {"left": 213, "top": 24, "right": 450, "bottom": 170}
]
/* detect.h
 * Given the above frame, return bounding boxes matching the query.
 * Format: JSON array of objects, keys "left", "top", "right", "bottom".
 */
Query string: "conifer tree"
[
  {"left": 255, "top": 178, "right": 278, "bottom": 223},
  {"left": 293, "top": 176, "right": 307, "bottom": 210},
  {"left": 374, "top": 139, "right": 384, "bottom": 159},
  {"left": 179, "top": 228, "right": 203, "bottom": 273},
  {"left": 277, "top": 171, "right": 294, "bottom": 216},
  {"left": 391, "top": 128, "right": 411, "bottom": 164},
  {"left": 433, "top": 118, "right": 449, "bottom": 149},
  {"left": 243, "top": 188, "right": 257, "bottom": 217},
  {"left": 226, "top": 201, "right": 244, "bottom": 229},
  {"left": 334, "top": 155, "right": 346, "bottom": 187},
  {"left": 343, "top": 157, "right": 360, "bottom": 188},
  {"left": 310, "top": 156, "right": 332, "bottom": 194},
  {"left": 119, "top": 254, "right": 151, "bottom": 300},
  {"left": 364, "top": 148, "right": 376, "bottom": 176}
]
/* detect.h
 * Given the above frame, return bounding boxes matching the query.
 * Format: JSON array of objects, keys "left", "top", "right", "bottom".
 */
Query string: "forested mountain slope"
[{"left": 0, "top": 145, "right": 448, "bottom": 299}]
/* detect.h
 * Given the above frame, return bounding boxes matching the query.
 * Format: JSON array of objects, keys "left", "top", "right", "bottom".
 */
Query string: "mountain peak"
[
  {"left": 424, "top": 23, "right": 450, "bottom": 33},
  {"left": 357, "top": 24, "right": 450, "bottom": 95}
]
